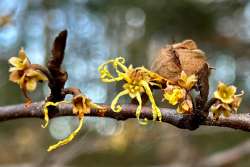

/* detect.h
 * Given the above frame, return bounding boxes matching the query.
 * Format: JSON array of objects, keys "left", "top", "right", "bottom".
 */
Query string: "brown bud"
[{"left": 151, "top": 40, "right": 208, "bottom": 83}]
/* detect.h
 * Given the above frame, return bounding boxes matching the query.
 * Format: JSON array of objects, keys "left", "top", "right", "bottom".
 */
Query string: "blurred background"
[{"left": 0, "top": 0, "right": 250, "bottom": 166}]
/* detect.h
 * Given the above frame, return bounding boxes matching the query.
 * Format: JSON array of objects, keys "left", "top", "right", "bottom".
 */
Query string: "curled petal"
[
  {"left": 98, "top": 57, "right": 128, "bottom": 83},
  {"left": 72, "top": 95, "right": 86, "bottom": 117},
  {"left": 111, "top": 90, "right": 129, "bottom": 112},
  {"left": 177, "top": 71, "right": 197, "bottom": 90},
  {"left": 20, "top": 69, "right": 48, "bottom": 92},
  {"left": 47, "top": 118, "right": 84, "bottom": 152},
  {"left": 18, "top": 48, "right": 28, "bottom": 60},
  {"left": 177, "top": 98, "right": 193, "bottom": 114},
  {"left": 211, "top": 103, "right": 231, "bottom": 119},
  {"left": 22, "top": 58, "right": 30, "bottom": 67},
  {"left": 98, "top": 64, "right": 123, "bottom": 82},
  {"left": 9, "top": 67, "right": 20, "bottom": 72},
  {"left": 135, "top": 93, "right": 142, "bottom": 120},
  {"left": 142, "top": 67, "right": 166, "bottom": 84},
  {"left": 8, "top": 48, "right": 30, "bottom": 70},
  {"left": 42, "top": 101, "right": 62, "bottom": 128},
  {"left": 149, "top": 81, "right": 162, "bottom": 88},
  {"left": 9, "top": 71, "right": 22, "bottom": 83},
  {"left": 113, "top": 57, "right": 128, "bottom": 73},
  {"left": 141, "top": 80, "right": 161, "bottom": 121},
  {"left": 135, "top": 93, "right": 149, "bottom": 125},
  {"left": 8, "top": 57, "right": 22, "bottom": 67}
]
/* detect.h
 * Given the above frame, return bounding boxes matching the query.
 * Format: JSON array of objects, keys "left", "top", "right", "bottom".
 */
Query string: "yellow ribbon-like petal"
[
  {"left": 42, "top": 102, "right": 57, "bottom": 128},
  {"left": 135, "top": 92, "right": 142, "bottom": 120},
  {"left": 42, "top": 101, "right": 69, "bottom": 128},
  {"left": 98, "top": 57, "right": 128, "bottom": 83},
  {"left": 135, "top": 93, "right": 149, "bottom": 125},
  {"left": 47, "top": 118, "right": 84, "bottom": 152},
  {"left": 141, "top": 80, "right": 161, "bottom": 121},
  {"left": 111, "top": 89, "right": 129, "bottom": 112}
]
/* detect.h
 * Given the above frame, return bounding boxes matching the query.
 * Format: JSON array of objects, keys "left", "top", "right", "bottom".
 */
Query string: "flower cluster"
[
  {"left": 98, "top": 57, "right": 201, "bottom": 121},
  {"left": 43, "top": 94, "right": 105, "bottom": 152},
  {"left": 163, "top": 71, "right": 197, "bottom": 114},
  {"left": 98, "top": 57, "right": 165, "bottom": 121},
  {"left": 8, "top": 39, "right": 246, "bottom": 152},
  {"left": 8, "top": 48, "right": 48, "bottom": 103},
  {"left": 8, "top": 47, "right": 106, "bottom": 152},
  {"left": 211, "top": 82, "right": 244, "bottom": 119}
]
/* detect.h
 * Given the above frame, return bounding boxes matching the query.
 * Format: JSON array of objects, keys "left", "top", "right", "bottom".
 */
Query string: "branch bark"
[{"left": 0, "top": 102, "right": 250, "bottom": 132}]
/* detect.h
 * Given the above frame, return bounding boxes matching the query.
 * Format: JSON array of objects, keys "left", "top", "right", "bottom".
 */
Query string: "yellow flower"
[
  {"left": 21, "top": 69, "right": 48, "bottom": 91},
  {"left": 9, "top": 48, "right": 48, "bottom": 92},
  {"left": 46, "top": 95, "right": 105, "bottom": 152},
  {"left": 210, "top": 84, "right": 244, "bottom": 119},
  {"left": 177, "top": 98, "right": 193, "bottom": 114},
  {"left": 210, "top": 103, "right": 232, "bottom": 119},
  {"left": 9, "top": 48, "right": 30, "bottom": 72},
  {"left": 163, "top": 85, "right": 186, "bottom": 105},
  {"left": 98, "top": 57, "right": 164, "bottom": 121},
  {"left": 214, "top": 82, "right": 236, "bottom": 104},
  {"left": 72, "top": 94, "right": 105, "bottom": 118},
  {"left": 72, "top": 95, "right": 91, "bottom": 118},
  {"left": 177, "top": 71, "right": 197, "bottom": 90}
]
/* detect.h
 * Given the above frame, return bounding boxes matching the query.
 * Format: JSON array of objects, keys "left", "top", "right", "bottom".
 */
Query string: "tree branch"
[{"left": 0, "top": 102, "right": 250, "bottom": 132}]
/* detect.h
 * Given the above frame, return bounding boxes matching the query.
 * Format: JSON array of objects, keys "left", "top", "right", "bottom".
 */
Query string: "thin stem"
[
  {"left": 63, "top": 87, "right": 81, "bottom": 96},
  {"left": 29, "top": 64, "right": 54, "bottom": 84}
]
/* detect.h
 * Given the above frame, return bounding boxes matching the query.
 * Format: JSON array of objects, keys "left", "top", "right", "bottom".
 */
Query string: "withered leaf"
[{"left": 151, "top": 40, "right": 208, "bottom": 83}]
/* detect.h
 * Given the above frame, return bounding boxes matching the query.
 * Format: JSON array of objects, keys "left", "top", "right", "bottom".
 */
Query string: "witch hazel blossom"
[
  {"left": 5, "top": 35, "right": 247, "bottom": 152},
  {"left": 163, "top": 85, "right": 186, "bottom": 105},
  {"left": 8, "top": 44, "right": 108, "bottom": 152},
  {"left": 211, "top": 82, "right": 244, "bottom": 119},
  {"left": 214, "top": 82, "right": 237, "bottom": 104},
  {"left": 8, "top": 48, "right": 48, "bottom": 102},
  {"left": 177, "top": 71, "right": 198, "bottom": 90},
  {"left": 43, "top": 94, "right": 105, "bottom": 152},
  {"left": 98, "top": 57, "right": 165, "bottom": 121},
  {"left": 162, "top": 71, "right": 197, "bottom": 114}
]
